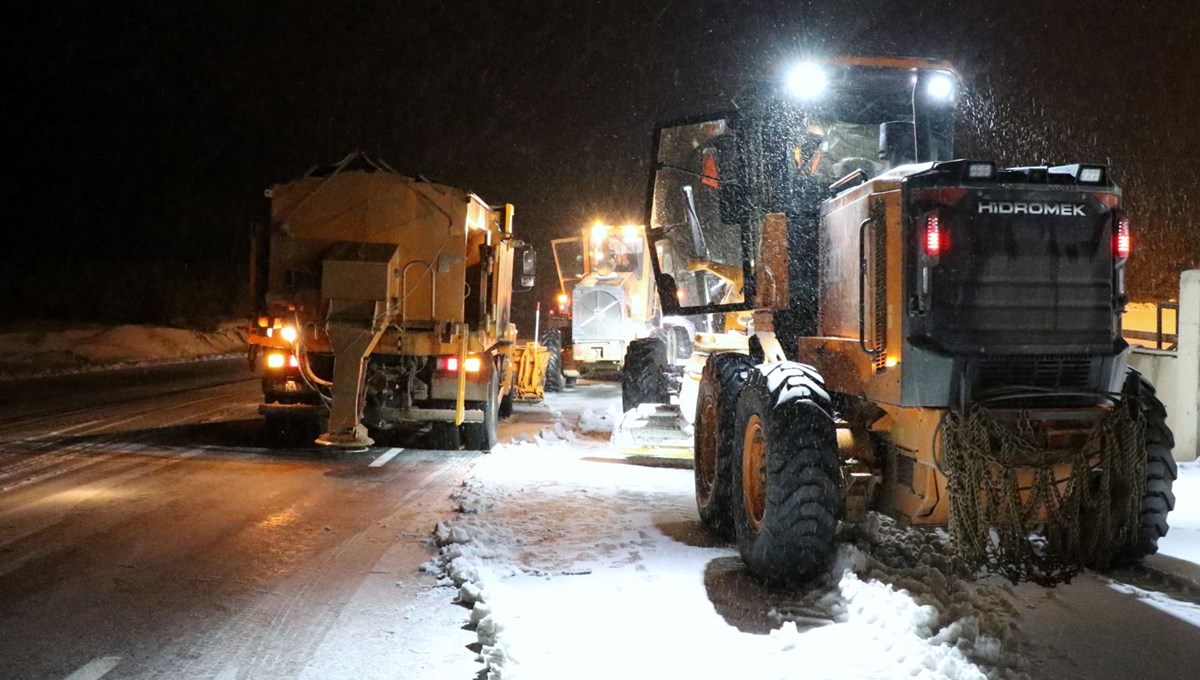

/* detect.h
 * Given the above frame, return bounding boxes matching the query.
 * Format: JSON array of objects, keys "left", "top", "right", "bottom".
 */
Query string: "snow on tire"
[{"left": 730, "top": 362, "right": 842, "bottom": 585}]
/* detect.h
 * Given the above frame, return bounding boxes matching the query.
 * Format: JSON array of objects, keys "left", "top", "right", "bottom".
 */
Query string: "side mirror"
[
  {"left": 879, "top": 121, "right": 917, "bottom": 168},
  {"left": 515, "top": 245, "right": 536, "bottom": 291}
]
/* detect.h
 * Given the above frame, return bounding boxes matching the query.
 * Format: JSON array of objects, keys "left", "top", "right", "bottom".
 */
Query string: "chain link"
[{"left": 941, "top": 403, "right": 1146, "bottom": 585}]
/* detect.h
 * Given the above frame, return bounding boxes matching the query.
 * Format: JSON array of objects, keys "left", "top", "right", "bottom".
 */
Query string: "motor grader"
[
  {"left": 549, "top": 221, "right": 696, "bottom": 403},
  {"left": 644, "top": 57, "right": 1176, "bottom": 584},
  {"left": 247, "top": 152, "right": 543, "bottom": 452}
]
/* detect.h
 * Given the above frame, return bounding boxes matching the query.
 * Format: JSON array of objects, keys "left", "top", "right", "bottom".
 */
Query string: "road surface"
[
  {"left": 2, "top": 361, "right": 1199, "bottom": 679},
  {"left": 0, "top": 359, "right": 490, "bottom": 679}
]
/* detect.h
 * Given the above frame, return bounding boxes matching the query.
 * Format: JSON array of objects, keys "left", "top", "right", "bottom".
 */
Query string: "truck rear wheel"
[
  {"left": 498, "top": 389, "right": 514, "bottom": 419},
  {"left": 263, "top": 411, "right": 325, "bottom": 449},
  {"left": 694, "top": 352, "right": 755, "bottom": 539},
  {"left": 463, "top": 370, "right": 500, "bottom": 452},
  {"left": 1116, "top": 369, "right": 1177, "bottom": 563},
  {"left": 542, "top": 329, "right": 565, "bottom": 393},
  {"left": 730, "top": 363, "right": 841, "bottom": 585},
  {"left": 429, "top": 422, "right": 460, "bottom": 451},
  {"left": 621, "top": 337, "right": 669, "bottom": 412}
]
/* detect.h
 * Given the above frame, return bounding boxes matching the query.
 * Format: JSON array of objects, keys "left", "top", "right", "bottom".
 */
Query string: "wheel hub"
[
  {"left": 742, "top": 413, "right": 767, "bottom": 532},
  {"left": 695, "top": 394, "right": 718, "bottom": 503}
]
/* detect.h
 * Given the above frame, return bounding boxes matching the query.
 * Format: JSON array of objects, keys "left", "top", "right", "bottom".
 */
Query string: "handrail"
[{"left": 858, "top": 217, "right": 880, "bottom": 356}]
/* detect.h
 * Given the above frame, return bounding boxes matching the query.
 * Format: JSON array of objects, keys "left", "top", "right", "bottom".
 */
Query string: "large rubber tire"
[
  {"left": 498, "top": 389, "right": 514, "bottom": 419},
  {"left": 694, "top": 352, "right": 756, "bottom": 539},
  {"left": 1116, "top": 369, "right": 1177, "bottom": 562},
  {"left": 462, "top": 370, "right": 500, "bottom": 452},
  {"left": 263, "top": 414, "right": 298, "bottom": 449},
  {"left": 263, "top": 411, "right": 325, "bottom": 449},
  {"left": 729, "top": 362, "right": 841, "bottom": 585},
  {"left": 621, "top": 337, "right": 669, "bottom": 412},
  {"left": 429, "top": 422, "right": 461, "bottom": 451},
  {"left": 542, "top": 329, "right": 565, "bottom": 393}
]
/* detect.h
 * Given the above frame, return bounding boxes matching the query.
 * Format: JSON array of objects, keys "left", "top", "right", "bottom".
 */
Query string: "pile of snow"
[
  {"left": 424, "top": 402, "right": 1025, "bottom": 680},
  {"left": 509, "top": 419, "right": 577, "bottom": 447},
  {"left": 0, "top": 321, "right": 247, "bottom": 379},
  {"left": 1157, "top": 460, "right": 1200, "bottom": 566},
  {"left": 577, "top": 405, "right": 620, "bottom": 435}
]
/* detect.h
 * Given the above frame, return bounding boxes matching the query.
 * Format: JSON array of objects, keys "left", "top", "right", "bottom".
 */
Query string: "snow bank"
[
  {"left": 0, "top": 321, "right": 247, "bottom": 379},
  {"left": 1158, "top": 461, "right": 1200, "bottom": 566},
  {"left": 423, "top": 397, "right": 1025, "bottom": 680},
  {"left": 577, "top": 405, "right": 620, "bottom": 435}
]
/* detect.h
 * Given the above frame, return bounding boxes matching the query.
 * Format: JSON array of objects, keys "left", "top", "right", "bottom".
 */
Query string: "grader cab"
[{"left": 647, "top": 57, "right": 1176, "bottom": 584}]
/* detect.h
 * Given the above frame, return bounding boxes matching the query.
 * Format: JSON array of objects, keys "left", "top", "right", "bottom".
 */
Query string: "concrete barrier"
[{"left": 1128, "top": 270, "right": 1199, "bottom": 462}]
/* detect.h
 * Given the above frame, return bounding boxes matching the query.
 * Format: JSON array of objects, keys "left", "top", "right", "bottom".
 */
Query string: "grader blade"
[{"left": 611, "top": 403, "right": 694, "bottom": 458}]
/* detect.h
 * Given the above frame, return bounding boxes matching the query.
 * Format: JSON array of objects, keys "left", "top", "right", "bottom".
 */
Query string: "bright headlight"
[
  {"left": 280, "top": 325, "right": 298, "bottom": 343},
  {"left": 784, "top": 62, "right": 827, "bottom": 100},
  {"left": 926, "top": 73, "right": 955, "bottom": 101},
  {"left": 590, "top": 222, "right": 608, "bottom": 244}
]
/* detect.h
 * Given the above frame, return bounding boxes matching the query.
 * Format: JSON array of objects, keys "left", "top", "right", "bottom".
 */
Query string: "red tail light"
[
  {"left": 1115, "top": 215, "right": 1131, "bottom": 258},
  {"left": 438, "top": 356, "right": 460, "bottom": 372},
  {"left": 923, "top": 213, "right": 943, "bottom": 257}
]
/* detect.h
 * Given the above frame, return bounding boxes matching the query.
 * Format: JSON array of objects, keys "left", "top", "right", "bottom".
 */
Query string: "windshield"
[
  {"left": 591, "top": 231, "right": 644, "bottom": 278},
  {"left": 764, "top": 65, "right": 957, "bottom": 181}
]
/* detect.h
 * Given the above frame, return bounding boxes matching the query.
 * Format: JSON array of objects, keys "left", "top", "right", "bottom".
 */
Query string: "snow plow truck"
[
  {"left": 641, "top": 56, "right": 1176, "bottom": 584},
  {"left": 248, "top": 152, "right": 540, "bottom": 452}
]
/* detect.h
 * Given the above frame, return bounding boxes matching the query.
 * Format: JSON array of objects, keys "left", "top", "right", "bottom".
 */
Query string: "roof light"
[
  {"left": 784, "top": 62, "right": 827, "bottom": 100},
  {"left": 1115, "top": 215, "right": 1131, "bottom": 258},
  {"left": 926, "top": 73, "right": 955, "bottom": 101},
  {"left": 1079, "top": 167, "right": 1104, "bottom": 183},
  {"left": 621, "top": 224, "right": 641, "bottom": 241},
  {"left": 280, "top": 325, "right": 297, "bottom": 343},
  {"left": 967, "top": 162, "right": 994, "bottom": 180}
]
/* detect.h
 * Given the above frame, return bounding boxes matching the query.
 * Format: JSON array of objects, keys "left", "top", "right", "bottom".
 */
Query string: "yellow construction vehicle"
[
  {"left": 248, "top": 152, "right": 542, "bottom": 451},
  {"left": 642, "top": 57, "right": 1176, "bottom": 584},
  {"left": 548, "top": 222, "right": 691, "bottom": 380}
]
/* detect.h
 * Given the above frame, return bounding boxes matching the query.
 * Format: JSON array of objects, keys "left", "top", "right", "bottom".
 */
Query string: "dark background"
[{"left": 3, "top": 0, "right": 1197, "bottom": 331}]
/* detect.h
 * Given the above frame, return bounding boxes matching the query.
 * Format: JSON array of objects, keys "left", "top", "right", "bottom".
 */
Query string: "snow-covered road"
[{"left": 429, "top": 383, "right": 1200, "bottom": 680}]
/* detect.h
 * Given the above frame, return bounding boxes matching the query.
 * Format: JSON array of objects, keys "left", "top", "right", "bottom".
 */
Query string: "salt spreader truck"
[{"left": 248, "top": 153, "right": 537, "bottom": 451}]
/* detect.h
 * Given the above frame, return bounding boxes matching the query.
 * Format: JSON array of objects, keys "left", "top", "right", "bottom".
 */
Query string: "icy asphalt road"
[
  {"left": 1, "top": 362, "right": 1199, "bottom": 679},
  {"left": 0, "top": 359, "right": 486, "bottom": 679}
]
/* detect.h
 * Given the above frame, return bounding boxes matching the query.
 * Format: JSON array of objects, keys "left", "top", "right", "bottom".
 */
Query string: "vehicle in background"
[
  {"left": 547, "top": 221, "right": 694, "bottom": 393},
  {"left": 247, "top": 152, "right": 537, "bottom": 451}
]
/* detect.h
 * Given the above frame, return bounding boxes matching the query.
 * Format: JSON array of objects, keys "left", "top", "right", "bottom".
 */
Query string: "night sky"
[{"left": 3, "top": 1, "right": 1197, "bottom": 325}]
